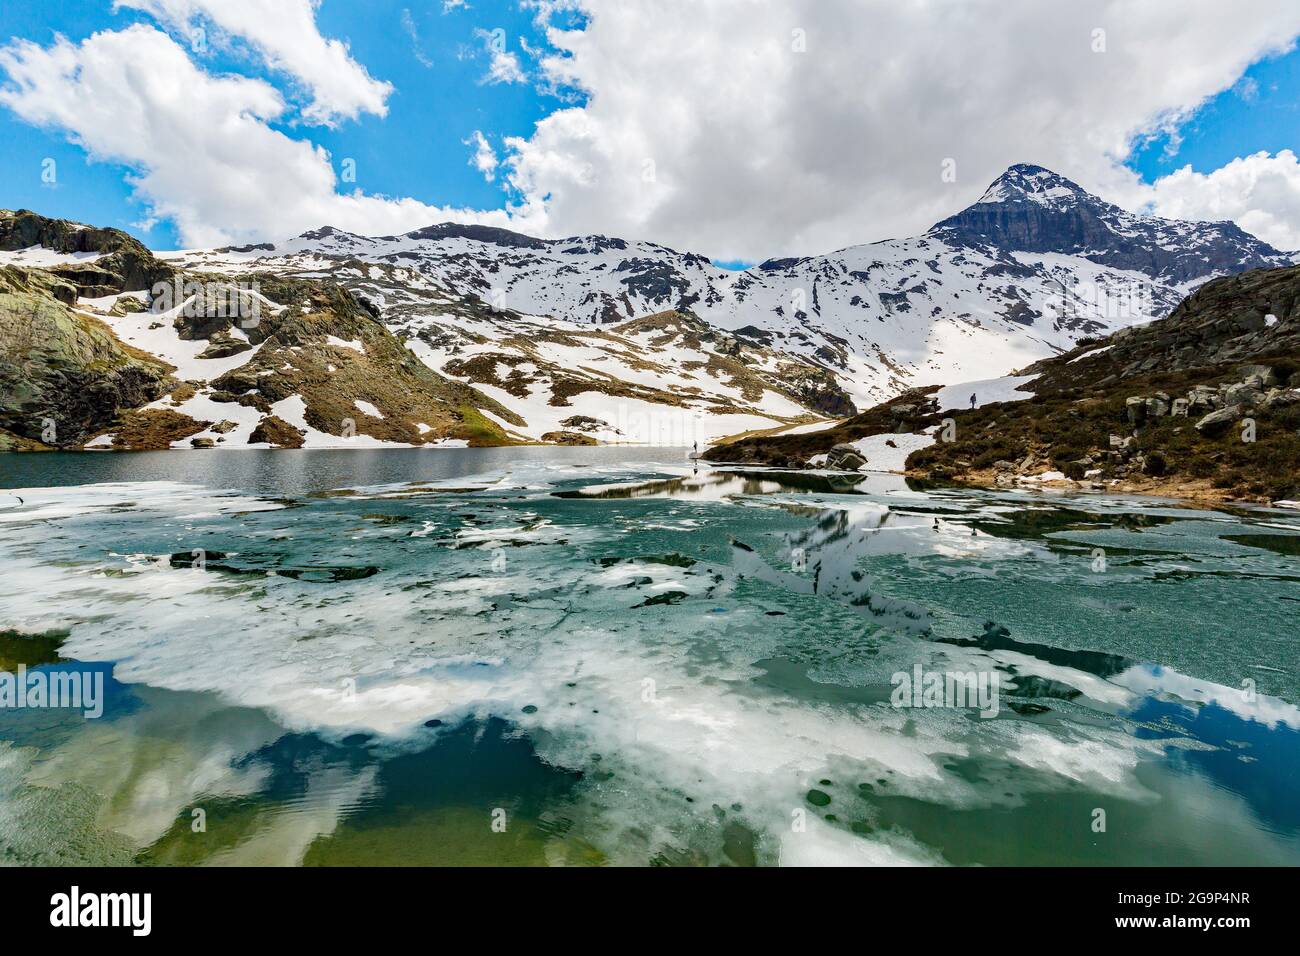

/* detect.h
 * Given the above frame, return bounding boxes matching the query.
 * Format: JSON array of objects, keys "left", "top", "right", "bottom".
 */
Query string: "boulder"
[
  {"left": 1262, "top": 388, "right": 1300, "bottom": 410},
  {"left": 1194, "top": 404, "right": 1244, "bottom": 435},
  {"left": 540, "top": 430, "right": 597, "bottom": 446},
  {"left": 1237, "top": 364, "right": 1279, "bottom": 388},
  {"left": 249, "top": 414, "right": 306, "bottom": 449},
  {"left": 826, "top": 443, "right": 867, "bottom": 471},
  {"left": 1224, "top": 382, "right": 1262, "bottom": 407},
  {"left": 1125, "top": 396, "right": 1147, "bottom": 425},
  {"left": 1187, "top": 386, "right": 1219, "bottom": 410},
  {"left": 196, "top": 334, "right": 253, "bottom": 360}
]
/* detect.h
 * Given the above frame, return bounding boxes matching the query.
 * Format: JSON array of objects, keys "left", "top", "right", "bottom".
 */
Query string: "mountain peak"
[
  {"left": 929, "top": 163, "right": 1290, "bottom": 283},
  {"left": 974, "top": 164, "right": 1096, "bottom": 208},
  {"left": 399, "top": 222, "right": 549, "bottom": 250}
]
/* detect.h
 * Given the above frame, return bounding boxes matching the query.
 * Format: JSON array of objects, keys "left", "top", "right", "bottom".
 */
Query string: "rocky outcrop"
[
  {"left": 0, "top": 208, "right": 174, "bottom": 294},
  {"left": 0, "top": 265, "right": 174, "bottom": 446},
  {"left": 249, "top": 415, "right": 306, "bottom": 448},
  {"left": 911, "top": 265, "right": 1300, "bottom": 502},
  {"left": 540, "top": 430, "right": 597, "bottom": 446},
  {"left": 1194, "top": 405, "right": 1244, "bottom": 436},
  {"left": 825, "top": 443, "right": 867, "bottom": 471},
  {"left": 197, "top": 274, "right": 525, "bottom": 446},
  {"left": 0, "top": 211, "right": 535, "bottom": 451},
  {"left": 1051, "top": 263, "right": 1300, "bottom": 382},
  {"left": 109, "top": 408, "right": 210, "bottom": 450}
]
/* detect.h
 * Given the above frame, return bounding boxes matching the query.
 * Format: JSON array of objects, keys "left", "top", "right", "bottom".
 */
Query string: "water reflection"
[{"left": 1, "top": 453, "right": 1298, "bottom": 866}]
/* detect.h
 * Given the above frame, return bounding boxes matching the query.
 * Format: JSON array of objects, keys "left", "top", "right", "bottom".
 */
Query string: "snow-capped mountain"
[
  {"left": 7, "top": 164, "right": 1290, "bottom": 452},
  {"left": 933, "top": 163, "right": 1289, "bottom": 284},
  {"left": 168, "top": 164, "right": 1291, "bottom": 425}
]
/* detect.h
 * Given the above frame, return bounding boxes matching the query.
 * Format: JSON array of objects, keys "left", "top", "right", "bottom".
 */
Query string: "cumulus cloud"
[
  {"left": 114, "top": 0, "right": 392, "bottom": 125},
  {"left": 474, "top": 28, "right": 527, "bottom": 85},
  {"left": 0, "top": 26, "right": 533, "bottom": 247},
  {"left": 502, "top": 0, "right": 1300, "bottom": 259},
  {"left": 466, "top": 130, "right": 499, "bottom": 181},
  {"left": 4, "top": 0, "right": 1300, "bottom": 257},
  {"left": 1147, "top": 150, "right": 1300, "bottom": 251}
]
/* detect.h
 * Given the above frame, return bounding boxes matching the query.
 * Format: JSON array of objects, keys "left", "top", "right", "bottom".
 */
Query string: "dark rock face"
[
  {"left": 931, "top": 164, "right": 1291, "bottom": 285},
  {"left": 561, "top": 236, "right": 629, "bottom": 255},
  {"left": 781, "top": 367, "right": 858, "bottom": 417},
  {"left": 0, "top": 208, "right": 136, "bottom": 257},
  {"left": 758, "top": 257, "right": 805, "bottom": 272},
  {"left": 0, "top": 209, "right": 175, "bottom": 294},
  {"left": 0, "top": 266, "right": 172, "bottom": 446},
  {"left": 614, "top": 257, "right": 692, "bottom": 305},
  {"left": 398, "top": 223, "right": 549, "bottom": 250}
]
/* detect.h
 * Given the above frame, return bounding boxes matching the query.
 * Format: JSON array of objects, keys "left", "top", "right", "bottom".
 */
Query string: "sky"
[{"left": 1, "top": 0, "right": 1299, "bottom": 264}]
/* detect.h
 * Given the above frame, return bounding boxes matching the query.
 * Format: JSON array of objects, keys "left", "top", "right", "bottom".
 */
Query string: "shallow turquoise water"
[{"left": 0, "top": 449, "right": 1297, "bottom": 865}]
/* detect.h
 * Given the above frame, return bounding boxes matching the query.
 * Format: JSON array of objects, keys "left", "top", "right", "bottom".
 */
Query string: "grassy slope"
[{"left": 708, "top": 264, "right": 1300, "bottom": 503}]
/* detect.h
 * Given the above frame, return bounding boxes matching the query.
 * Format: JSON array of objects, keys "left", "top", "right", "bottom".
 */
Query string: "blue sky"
[
  {"left": 1, "top": 1, "right": 1298, "bottom": 259},
  {"left": 1128, "top": 50, "right": 1300, "bottom": 181},
  {"left": 0, "top": 0, "right": 584, "bottom": 248}
]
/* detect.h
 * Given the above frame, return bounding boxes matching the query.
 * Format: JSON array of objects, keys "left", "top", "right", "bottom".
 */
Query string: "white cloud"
[
  {"left": 465, "top": 130, "right": 499, "bottom": 182},
  {"left": 401, "top": 8, "right": 434, "bottom": 69},
  {"left": 115, "top": 0, "right": 392, "bottom": 125},
  {"left": 0, "top": 26, "right": 535, "bottom": 247},
  {"left": 502, "top": 0, "right": 1300, "bottom": 260},
  {"left": 486, "top": 50, "right": 526, "bottom": 85},
  {"left": 5, "top": 0, "right": 1300, "bottom": 258},
  {"left": 474, "top": 28, "right": 526, "bottom": 85},
  {"left": 1147, "top": 150, "right": 1300, "bottom": 251}
]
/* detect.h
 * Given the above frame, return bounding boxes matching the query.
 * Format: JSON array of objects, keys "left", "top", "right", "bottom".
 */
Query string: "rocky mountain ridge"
[
  {"left": 708, "top": 262, "right": 1300, "bottom": 504},
  {"left": 168, "top": 164, "right": 1292, "bottom": 416},
  {"left": 0, "top": 210, "right": 521, "bottom": 450},
  {"left": 2, "top": 164, "right": 1294, "bottom": 453}
]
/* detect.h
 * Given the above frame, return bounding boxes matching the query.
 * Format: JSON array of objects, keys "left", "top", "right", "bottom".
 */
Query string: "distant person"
[{"left": 970, "top": 393, "right": 977, "bottom": 409}]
